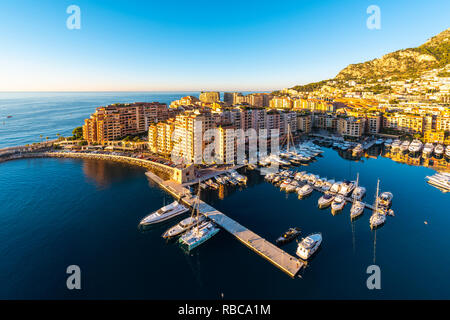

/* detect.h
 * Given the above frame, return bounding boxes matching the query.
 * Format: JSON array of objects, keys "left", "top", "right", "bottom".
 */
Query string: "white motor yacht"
[
  {"left": 286, "top": 181, "right": 299, "bottom": 193},
  {"left": 331, "top": 195, "right": 346, "bottom": 213},
  {"left": 162, "top": 215, "right": 206, "bottom": 239},
  {"left": 139, "top": 201, "right": 189, "bottom": 226},
  {"left": 322, "top": 179, "right": 333, "bottom": 192},
  {"left": 297, "top": 184, "right": 313, "bottom": 198},
  {"left": 339, "top": 180, "right": 355, "bottom": 196},
  {"left": 279, "top": 179, "right": 292, "bottom": 190},
  {"left": 330, "top": 181, "right": 342, "bottom": 194},
  {"left": 353, "top": 186, "right": 366, "bottom": 200},
  {"left": 296, "top": 233, "right": 322, "bottom": 260},
  {"left": 318, "top": 192, "right": 335, "bottom": 208},
  {"left": 314, "top": 178, "right": 324, "bottom": 188}
]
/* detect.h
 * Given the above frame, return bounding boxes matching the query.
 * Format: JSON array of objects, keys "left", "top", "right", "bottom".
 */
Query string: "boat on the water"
[
  {"left": 353, "top": 185, "right": 366, "bottom": 200},
  {"left": 330, "top": 181, "right": 341, "bottom": 194},
  {"left": 296, "top": 233, "right": 322, "bottom": 260},
  {"left": 162, "top": 215, "right": 206, "bottom": 239},
  {"left": 179, "top": 221, "right": 220, "bottom": 250},
  {"left": 178, "top": 186, "right": 219, "bottom": 250},
  {"left": 370, "top": 180, "right": 386, "bottom": 229},
  {"left": 139, "top": 201, "right": 189, "bottom": 226},
  {"left": 331, "top": 194, "right": 346, "bottom": 213},
  {"left": 276, "top": 227, "right": 301, "bottom": 245},
  {"left": 318, "top": 192, "right": 334, "bottom": 208},
  {"left": 321, "top": 179, "right": 333, "bottom": 191},
  {"left": 378, "top": 191, "right": 393, "bottom": 208},
  {"left": 350, "top": 200, "right": 365, "bottom": 219},
  {"left": 339, "top": 180, "right": 355, "bottom": 196},
  {"left": 297, "top": 184, "right": 313, "bottom": 198}
]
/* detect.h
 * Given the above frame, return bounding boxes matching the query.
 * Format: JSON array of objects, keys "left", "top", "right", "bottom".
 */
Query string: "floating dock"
[{"left": 145, "top": 171, "right": 304, "bottom": 278}]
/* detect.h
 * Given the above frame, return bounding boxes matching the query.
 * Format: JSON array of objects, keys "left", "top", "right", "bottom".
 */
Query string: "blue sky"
[{"left": 0, "top": 0, "right": 448, "bottom": 91}]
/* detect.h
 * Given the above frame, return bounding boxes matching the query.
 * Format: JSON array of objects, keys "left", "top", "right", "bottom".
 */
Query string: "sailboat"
[
  {"left": 179, "top": 182, "right": 220, "bottom": 251},
  {"left": 350, "top": 173, "right": 365, "bottom": 219},
  {"left": 369, "top": 179, "right": 386, "bottom": 229}
]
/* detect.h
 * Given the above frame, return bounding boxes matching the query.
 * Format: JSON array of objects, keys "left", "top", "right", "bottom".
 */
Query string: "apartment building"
[
  {"left": 297, "top": 113, "right": 312, "bottom": 133},
  {"left": 269, "top": 96, "right": 293, "bottom": 109},
  {"left": 148, "top": 119, "right": 175, "bottom": 155},
  {"left": 83, "top": 102, "right": 168, "bottom": 144},
  {"left": 171, "top": 110, "right": 215, "bottom": 164},
  {"left": 383, "top": 113, "right": 424, "bottom": 134},
  {"left": 337, "top": 117, "right": 366, "bottom": 138},
  {"left": 365, "top": 113, "right": 382, "bottom": 134},
  {"left": 199, "top": 91, "right": 220, "bottom": 104},
  {"left": 216, "top": 123, "right": 237, "bottom": 164}
]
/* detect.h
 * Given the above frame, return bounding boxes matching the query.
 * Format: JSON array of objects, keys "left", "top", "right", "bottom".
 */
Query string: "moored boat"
[
  {"left": 297, "top": 184, "right": 313, "bottom": 198},
  {"left": 296, "top": 233, "right": 322, "bottom": 260},
  {"left": 276, "top": 227, "right": 301, "bottom": 246},
  {"left": 162, "top": 215, "right": 206, "bottom": 239},
  {"left": 331, "top": 194, "right": 346, "bottom": 213},
  {"left": 318, "top": 192, "right": 334, "bottom": 208},
  {"left": 139, "top": 201, "right": 189, "bottom": 226}
]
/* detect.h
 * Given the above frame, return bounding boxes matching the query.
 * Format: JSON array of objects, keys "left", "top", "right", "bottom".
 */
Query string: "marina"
[{"left": 145, "top": 172, "right": 304, "bottom": 277}]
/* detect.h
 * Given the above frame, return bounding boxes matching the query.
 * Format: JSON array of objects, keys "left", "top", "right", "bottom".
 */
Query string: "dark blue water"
[{"left": 1, "top": 92, "right": 449, "bottom": 299}]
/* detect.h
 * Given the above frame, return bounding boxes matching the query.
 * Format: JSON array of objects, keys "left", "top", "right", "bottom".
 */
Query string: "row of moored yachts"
[
  {"left": 389, "top": 139, "right": 450, "bottom": 158},
  {"left": 258, "top": 143, "right": 324, "bottom": 167},
  {"left": 199, "top": 170, "right": 247, "bottom": 190},
  {"left": 138, "top": 197, "right": 220, "bottom": 251},
  {"left": 264, "top": 170, "right": 394, "bottom": 228}
]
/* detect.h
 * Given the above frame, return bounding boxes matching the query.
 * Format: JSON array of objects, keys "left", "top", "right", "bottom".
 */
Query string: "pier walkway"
[{"left": 145, "top": 172, "right": 304, "bottom": 278}]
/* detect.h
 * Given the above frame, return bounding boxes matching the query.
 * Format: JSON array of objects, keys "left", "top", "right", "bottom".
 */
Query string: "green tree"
[{"left": 72, "top": 127, "right": 83, "bottom": 140}]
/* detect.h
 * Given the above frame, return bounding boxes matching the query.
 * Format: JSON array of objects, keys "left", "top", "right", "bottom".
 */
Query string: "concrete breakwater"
[{"left": 0, "top": 151, "right": 176, "bottom": 181}]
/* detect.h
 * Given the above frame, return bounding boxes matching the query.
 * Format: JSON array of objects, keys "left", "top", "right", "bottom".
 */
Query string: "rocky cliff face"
[{"left": 335, "top": 28, "right": 449, "bottom": 80}]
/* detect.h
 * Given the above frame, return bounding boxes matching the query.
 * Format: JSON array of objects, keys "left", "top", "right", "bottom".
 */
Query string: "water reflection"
[
  {"left": 335, "top": 145, "right": 449, "bottom": 173},
  {"left": 82, "top": 159, "right": 145, "bottom": 188}
]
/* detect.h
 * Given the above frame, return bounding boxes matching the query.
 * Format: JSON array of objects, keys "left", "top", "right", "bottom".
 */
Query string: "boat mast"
[
  {"left": 353, "top": 173, "right": 359, "bottom": 204},
  {"left": 374, "top": 179, "right": 380, "bottom": 214}
]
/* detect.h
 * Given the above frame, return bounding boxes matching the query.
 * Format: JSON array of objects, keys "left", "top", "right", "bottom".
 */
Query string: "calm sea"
[{"left": 0, "top": 92, "right": 449, "bottom": 299}]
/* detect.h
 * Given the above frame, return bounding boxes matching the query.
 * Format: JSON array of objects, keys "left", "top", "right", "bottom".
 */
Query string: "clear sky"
[{"left": 0, "top": 0, "right": 448, "bottom": 91}]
